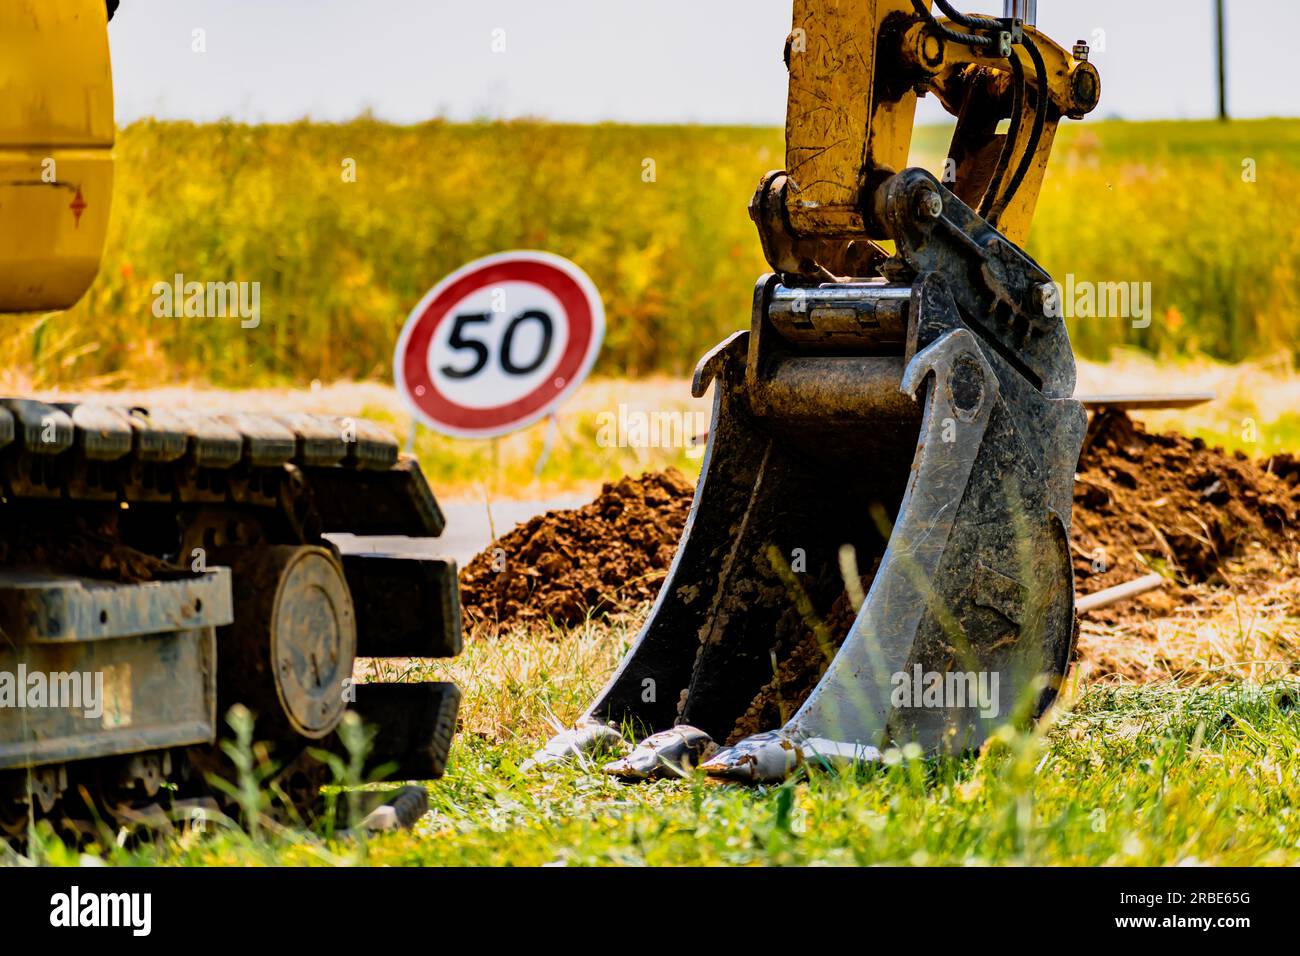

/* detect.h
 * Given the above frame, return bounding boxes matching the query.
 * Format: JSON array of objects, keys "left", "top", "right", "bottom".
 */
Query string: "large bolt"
[
  {"left": 915, "top": 186, "right": 944, "bottom": 220},
  {"left": 1032, "top": 281, "right": 1059, "bottom": 316}
]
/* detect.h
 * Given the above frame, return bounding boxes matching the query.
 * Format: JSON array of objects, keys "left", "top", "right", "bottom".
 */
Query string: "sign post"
[{"left": 394, "top": 251, "right": 604, "bottom": 439}]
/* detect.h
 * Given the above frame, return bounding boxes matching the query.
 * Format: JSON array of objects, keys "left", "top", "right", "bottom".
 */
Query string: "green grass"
[
  {"left": 19, "top": 618, "right": 1300, "bottom": 867},
  {"left": 397, "top": 684, "right": 1300, "bottom": 867},
  {"left": 3, "top": 118, "right": 1299, "bottom": 389}
]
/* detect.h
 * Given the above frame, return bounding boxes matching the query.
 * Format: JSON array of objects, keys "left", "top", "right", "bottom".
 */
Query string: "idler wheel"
[{"left": 217, "top": 545, "right": 357, "bottom": 741}]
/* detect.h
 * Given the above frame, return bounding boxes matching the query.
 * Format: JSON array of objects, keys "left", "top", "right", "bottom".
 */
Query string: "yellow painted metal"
[
  {"left": 0, "top": 0, "right": 115, "bottom": 312},
  {"left": 784, "top": 0, "right": 925, "bottom": 238},
  {"left": 782, "top": 4, "right": 1096, "bottom": 248}
]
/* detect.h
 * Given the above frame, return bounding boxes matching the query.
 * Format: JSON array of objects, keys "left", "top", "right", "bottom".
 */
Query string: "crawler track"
[{"left": 0, "top": 399, "right": 461, "bottom": 848}]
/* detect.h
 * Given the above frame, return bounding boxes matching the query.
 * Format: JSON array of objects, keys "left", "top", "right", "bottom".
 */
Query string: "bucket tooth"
[
  {"left": 603, "top": 725, "right": 716, "bottom": 781},
  {"left": 698, "top": 731, "right": 802, "bottom": 783},
  {"left": 701, "top": 733, "right": 885, "bottom": 783},
  {"left": 523, "top": 720, "right": 627, "bottom": 771}
]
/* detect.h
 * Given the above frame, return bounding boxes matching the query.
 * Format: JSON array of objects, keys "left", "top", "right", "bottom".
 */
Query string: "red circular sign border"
[{"left": 395, "top": 252, "right": 604, "bottom": 438}]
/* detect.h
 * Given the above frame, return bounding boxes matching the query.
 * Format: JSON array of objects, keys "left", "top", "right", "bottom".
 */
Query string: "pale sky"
[{"left": 108, "top": 1, "right": 1295, "bottom": 126}]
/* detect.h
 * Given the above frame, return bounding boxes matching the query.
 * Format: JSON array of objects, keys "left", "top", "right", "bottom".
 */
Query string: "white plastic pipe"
[{"left": 1076, "top": 573, "right": 1166, "bottom": 615}]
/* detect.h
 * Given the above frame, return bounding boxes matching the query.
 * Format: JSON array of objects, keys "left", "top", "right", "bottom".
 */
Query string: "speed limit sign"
[{"left": 394, "top": 251, "right": 605, "bottom": 438}]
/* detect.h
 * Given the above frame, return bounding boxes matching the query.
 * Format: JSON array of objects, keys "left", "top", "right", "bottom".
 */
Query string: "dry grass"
[
  {"left": 1076, "top": 545, "right": 1300, "bottom": 687},
  {"left": 358, "top": 615, "right": 636, "bottom": 744}
]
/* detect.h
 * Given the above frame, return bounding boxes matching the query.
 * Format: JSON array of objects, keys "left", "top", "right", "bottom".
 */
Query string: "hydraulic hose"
[
  {"left": 908, "top": 0, "right": 999, "bottom": 52},
  {"left": 989, "top": 33, "right": 1048, "bottom": 223},
  {"left": 932, "top": 0, "right": 1003, "bottom": 32},
  {"left": 979, "top": 50, "right": 1025, "bottom": 219},
  {"left": 907, "top": 1, "right": 1048, "bottom": 227}
]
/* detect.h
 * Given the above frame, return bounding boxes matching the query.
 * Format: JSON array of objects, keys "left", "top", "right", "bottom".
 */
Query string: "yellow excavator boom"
[{"left": 783, "top": 0, "right": 1098, "bottom": 249}]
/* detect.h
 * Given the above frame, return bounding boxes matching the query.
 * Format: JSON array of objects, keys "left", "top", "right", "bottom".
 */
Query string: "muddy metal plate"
[
  {"left": 0, "top": 569, "right": 226, "bottom": 769},
  {"left": 0, "top": 626, "right": 217, "bottom": 769},
  {"left": 0, "top": 568, "right": 232, "bottom": 643}
]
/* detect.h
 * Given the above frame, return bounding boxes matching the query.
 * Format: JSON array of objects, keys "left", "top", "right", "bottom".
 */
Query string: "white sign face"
[
  {"left": 394, "top": 251, "right": 604, "bottom": 438},
  {"left": 426, "top": 280, "right": 570, "bottom": 411}
]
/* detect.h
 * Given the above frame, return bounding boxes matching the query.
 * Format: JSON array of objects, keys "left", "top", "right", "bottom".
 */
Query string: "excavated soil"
[
  {"left": 460, "top": 412, "right": 1300, "bottom": 697},
  {"left": 459, "top": 469, "right": 695, "bottom": 631},
  {"left": 1073, "top": 409, "right": 1300, "bottom": 614},
  {"left": 726, "top": 568, "right": 878, "bottom": 744}
]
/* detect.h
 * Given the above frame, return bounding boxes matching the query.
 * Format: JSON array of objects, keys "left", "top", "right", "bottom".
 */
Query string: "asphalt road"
[{"left": 328, "top": 497, "right": 586, "bottom": 567}]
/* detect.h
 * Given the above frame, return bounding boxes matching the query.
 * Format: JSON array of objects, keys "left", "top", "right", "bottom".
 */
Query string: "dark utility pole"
[{"left": 1215, "top": 0, "right": 1228, "bottom": 120}]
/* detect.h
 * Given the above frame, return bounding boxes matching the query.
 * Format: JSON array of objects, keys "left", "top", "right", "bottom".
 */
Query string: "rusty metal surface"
[
  {"left": 0, "top": 628, "right": 216, "bottom": 770},
  {"left": 0, "top": 568, "right": 231, "bottom": 643},
  {"left": 766, "top": 282, "right": 910, "bottom": 350},
  {"left": 0, "top": 568, "right": 222, "bottom": 770},
  {"left": 216, "top": 546, "right": 356, "bottom": 741},
  {"left": 784, "top": 0, "right": 921, "bottom": 238}
]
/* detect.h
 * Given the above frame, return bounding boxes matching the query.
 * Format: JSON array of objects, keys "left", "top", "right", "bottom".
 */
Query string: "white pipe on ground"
[{"left": 1076, "top": 573, "right": 1166, "bottom": 614}]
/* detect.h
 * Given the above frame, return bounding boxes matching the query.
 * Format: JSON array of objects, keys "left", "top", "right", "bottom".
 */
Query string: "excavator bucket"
[
  {"left": 543, "top": 190, "right": 1083, "bottom": 781},
  {"left": 535, "top": 1, "right": 1100, "bottom": 782}
]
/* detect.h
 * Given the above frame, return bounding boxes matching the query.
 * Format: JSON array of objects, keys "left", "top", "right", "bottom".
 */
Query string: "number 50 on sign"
[{"left": 394, "top": 251, "right": 605, "bottom": 438}]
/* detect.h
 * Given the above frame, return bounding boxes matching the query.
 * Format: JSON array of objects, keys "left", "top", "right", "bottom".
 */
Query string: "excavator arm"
[{"left": 757, "top": 0, "right": 1098, "bottom": 280}]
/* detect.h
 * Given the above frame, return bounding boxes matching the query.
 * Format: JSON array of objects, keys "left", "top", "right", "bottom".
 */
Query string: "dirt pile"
[
  {"left": 1069, "top": 411, "right": 1300, "bottom": 682},
  {"left": 459, "top": 469, "right": 695, "bottom": 632},
  {"left": 1073, "top": 410, "right": 1300, "bottom": 609},
  {"left": 726, "top": 568, "right": 877, "bottom": 744}
]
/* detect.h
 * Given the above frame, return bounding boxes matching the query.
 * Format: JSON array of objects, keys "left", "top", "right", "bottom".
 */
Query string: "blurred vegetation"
[{"left": 2, "top": 117, "right": 1296, "bottom": 387}]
